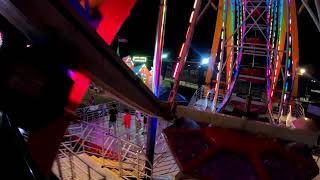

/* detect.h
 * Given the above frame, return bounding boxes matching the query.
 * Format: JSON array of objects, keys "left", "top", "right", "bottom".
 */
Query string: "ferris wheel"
[{"left": 169, "top": 0, "right": 300, "bottom": 123}]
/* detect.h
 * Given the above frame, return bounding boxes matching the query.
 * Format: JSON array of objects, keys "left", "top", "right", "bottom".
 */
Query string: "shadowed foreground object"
[{"left": 164, "top": 127, "right": 318, "bottom": 179}]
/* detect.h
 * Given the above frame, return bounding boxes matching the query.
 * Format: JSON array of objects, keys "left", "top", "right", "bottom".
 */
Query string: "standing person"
[
  {"left": 108, "top": 104, "right": 118, "bottom": 135},
  {"left": 135, "top": 110, "right": 142, "bottom": 133},
  {"left": 123, "top": 109, "right": 131, "bottom": 140}
]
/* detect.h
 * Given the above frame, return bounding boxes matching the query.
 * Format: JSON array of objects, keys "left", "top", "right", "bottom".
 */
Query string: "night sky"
[
  {"left": 115, "top": 0, "right": 216, "bottom": 62},
  {"left": 115, "top": 0, "right": 320, "bottom": 78}
]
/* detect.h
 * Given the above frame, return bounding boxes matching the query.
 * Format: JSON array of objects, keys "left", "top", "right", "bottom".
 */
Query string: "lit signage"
[{"left": 132, "top": 56, "right": 147, "bottom": 63}]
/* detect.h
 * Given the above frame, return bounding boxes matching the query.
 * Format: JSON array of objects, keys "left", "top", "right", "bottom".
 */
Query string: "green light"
[{"left": 161, "top": 53, "right": 168, "bottom": 59}]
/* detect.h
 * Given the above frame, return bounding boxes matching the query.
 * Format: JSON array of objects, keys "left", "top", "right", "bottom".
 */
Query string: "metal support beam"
[
  {"left": 146, "top": 0, "right": 167, "bottom": 177},
  {"left": 279, "top": 0, "right": 291, "bottom": 118},
  {"left": 298, "top": 0, "right": 310, "bottom": 14},
  {"left": 315, "top": 0, "right": 320, "bottom": 21},
  {"left": 212, "top": 0, "right": 228, "bottom": 112},
  {"left": 145, "top": 117, "right": 158, "bottom": 177},
  {"left": 301, "top": 0, "right": 320, "bottom": 32},
  {"left": 197, "top": 0, "right": 212, "bottom": 24},
  {"left": 210, "top": 2, "right": 218, "bottom": 11},
  {"left": 226, "top": 0, "right": 264, "bottom": 43},
  {"left": 169, "top": 0, "right": 202, "bottom": 104}
]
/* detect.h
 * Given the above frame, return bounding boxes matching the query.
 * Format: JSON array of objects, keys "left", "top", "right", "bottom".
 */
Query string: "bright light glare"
[
  {"left": 201, "top": 57, "right": 209, "bottom": 65},
  {"left": 299, "top": 68, "right": 306, "bottom": 75}
]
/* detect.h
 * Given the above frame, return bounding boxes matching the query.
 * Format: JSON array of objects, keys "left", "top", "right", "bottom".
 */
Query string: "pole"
[
  {"left": 116, "top": 37, "right": 120, "bottom": 56},
  {"left": 278, "top": 0, "right": 290, "bottom": 118},
  {"left": 146, "top": 0, "right": 167, "bottom": 178},
  {"left": 213, "top": 0, "right": 228, "bottom": 112},
  {"left": 169, "top": 0, "right": 202, "bottom": 104}
]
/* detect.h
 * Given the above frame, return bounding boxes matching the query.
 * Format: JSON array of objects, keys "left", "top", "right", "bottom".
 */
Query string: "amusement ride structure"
[
  {"left": 169, "top": 0, "right": 300, "bottom": 124},
  {"left": 1, "top": 0, "right": 320, "bottom": 179}
]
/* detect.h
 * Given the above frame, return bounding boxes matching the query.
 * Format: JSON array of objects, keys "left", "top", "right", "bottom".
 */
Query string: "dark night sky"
[
  {"left": 115, "top": 0, "right": 319, "bottom": 77},
  {"left": 115, "top": 0, "right": 216, "bottom": 61}
]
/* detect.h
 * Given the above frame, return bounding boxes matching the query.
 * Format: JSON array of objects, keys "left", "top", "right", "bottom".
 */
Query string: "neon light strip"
[
  {"left": 216, "top": 0, "right": 246, "bottom": 112},
  {"left": 173, "top": 62, "right": 180, "bottom": 78},
  {"left": 193, "top": 0, "right": 198, "bottom": 9},
  {"left": 179, "top": 43, "right": 185, "bottom": 57},
  {"left": 266, "top": 0, "right": 273, "bottom": 101},
  {"left": 271, "top": 0, "right": 283, "bottom": 97},
  {"left": 189, "top": 11, "right": 195, "bottom": 23}
]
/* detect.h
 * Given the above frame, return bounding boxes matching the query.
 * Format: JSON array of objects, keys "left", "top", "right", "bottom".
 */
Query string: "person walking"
[
  {"left": 108, "top": 104, "right": 118, "bottom": 135},
  {"left": 123, "top": 109, "right": 131, "bottom": 140}
]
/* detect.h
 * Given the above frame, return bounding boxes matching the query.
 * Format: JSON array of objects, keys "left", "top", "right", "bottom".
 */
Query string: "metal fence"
[{"left": 55, "top": 121, "right": 153, "bottom": 179}]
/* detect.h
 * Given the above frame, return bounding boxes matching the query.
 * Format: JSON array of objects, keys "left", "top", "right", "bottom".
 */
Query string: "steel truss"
[{"left": 177, "top": 0, "right": 300, "bottom": 124}]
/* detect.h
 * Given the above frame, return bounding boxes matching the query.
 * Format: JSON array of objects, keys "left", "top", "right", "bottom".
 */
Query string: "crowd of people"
[
  {"left": 106, "top": 103, "right": 148, "bottom": 140},
  {"left": 85, "top": 95, "right": 149, "bottom": 141}
]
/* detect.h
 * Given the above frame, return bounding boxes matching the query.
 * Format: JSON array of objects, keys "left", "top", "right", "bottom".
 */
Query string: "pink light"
[
  {"left": 189, "top": 11, "right": 195, "bottom": 23},
  {"left": 173, "top": 62, "right": 180, "bottom": 78},
  {"left": 68, "top": 70, "right": 90, "bottom": 110},
  {"left": 179, "top": 43, "right": 185, "bottom": 57},
  {"left": 186, "top": 27, "right": 190, "bottom": 39},
  {"left": 289, "top": 36, "right": 292, "bottom": 44},
  {"left": 0, "top": 32, "right": 2, "bottom": 47},
  {"left": 193, "top": 0, "right": 198, "bottom": 9}
]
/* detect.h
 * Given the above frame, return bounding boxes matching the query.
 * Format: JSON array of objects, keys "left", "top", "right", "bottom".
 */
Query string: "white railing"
[
  {"left": 54, "top": 143, "right": 107, "bottom": 180},
  {"left": 76, "top": 102, "right": 136, "bottom": 122},
  {"left": 60, "top": 103, "right": 178, "bottom": 179},
  {"left": 60, "top": 121, "right": 153, "bottom": 179},
  {"left": 153, "top": 133, "right": 179, "bottom": 177},
  {"left": 295, "top": 103, "right": 305, "bottom": 119},
  {"left": 188, "top": 86, "right": 205, "bottom": 106},
  {"left": 189, "top": 86, "right": 225, "bottom": 111}
]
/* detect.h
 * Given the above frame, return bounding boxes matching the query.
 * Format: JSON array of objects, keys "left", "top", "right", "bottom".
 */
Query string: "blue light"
[
  {"left": 285, "top": 82, "right": 288, "bottom": 91},
  {"left": 201, "top": 57, "right": 209, "bottom": 65}
]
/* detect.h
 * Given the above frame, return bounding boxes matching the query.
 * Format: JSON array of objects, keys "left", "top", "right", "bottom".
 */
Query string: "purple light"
[
  {"left": 0, "top": 32, "right": 3, "bottom": 47},
  {"left": 67, "top": 69, "right": 75, "bottom": 78}
]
